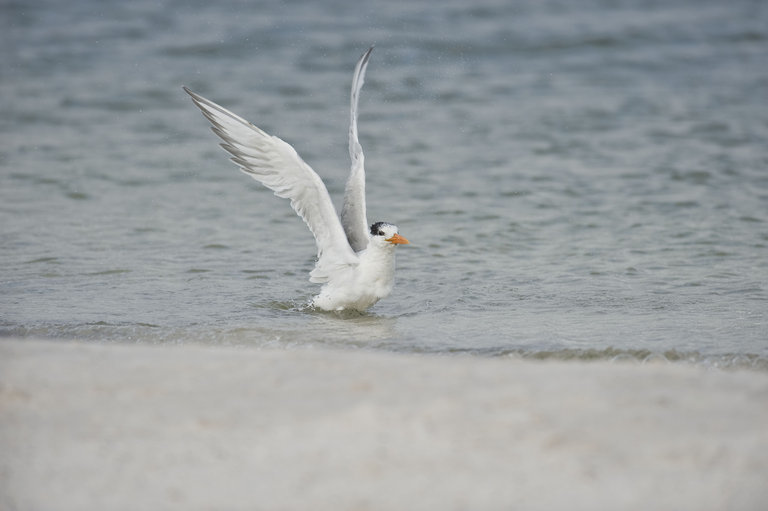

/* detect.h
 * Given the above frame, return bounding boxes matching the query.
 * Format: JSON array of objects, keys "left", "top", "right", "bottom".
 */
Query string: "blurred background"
[{"left": 1, "top": 0, "right": 767, "bottom": 367}]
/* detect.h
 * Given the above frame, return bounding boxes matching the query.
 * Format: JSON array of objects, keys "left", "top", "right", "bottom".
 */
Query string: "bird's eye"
[{"left": 370, "top": 222, "right": 387, "bottom": 236}]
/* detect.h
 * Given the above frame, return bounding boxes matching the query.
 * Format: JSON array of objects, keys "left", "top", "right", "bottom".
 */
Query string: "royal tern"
[{"left": 184, "top": 47, "right": 409, "bottom": 312}]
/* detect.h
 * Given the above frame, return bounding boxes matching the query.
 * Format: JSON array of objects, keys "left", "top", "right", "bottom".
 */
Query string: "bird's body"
[
  {"left": 312, "top": 242, "right": 396, "bottom": 312},
  {"left": 184, "top": 47, "right": 408, "bottom": 312}
]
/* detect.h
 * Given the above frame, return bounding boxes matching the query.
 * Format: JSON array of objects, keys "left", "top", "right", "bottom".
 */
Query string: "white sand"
[{"left": 1, "top": 338, "right": 766, "bottom": 511}]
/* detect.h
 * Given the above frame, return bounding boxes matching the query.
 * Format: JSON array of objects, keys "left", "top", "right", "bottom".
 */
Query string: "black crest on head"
[{"left": 370, "top": 221, "right": 388, "bottom": 236}]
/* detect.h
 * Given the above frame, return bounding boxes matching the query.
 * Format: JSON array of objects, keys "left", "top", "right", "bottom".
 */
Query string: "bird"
[{"left": 183, "top": 47, "right": 409, "bottom": 312}]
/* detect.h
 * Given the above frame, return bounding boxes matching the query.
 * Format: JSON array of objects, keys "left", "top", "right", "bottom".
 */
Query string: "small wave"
[{"left": 497, "top": 347, "right": 768, "bottom": 372}]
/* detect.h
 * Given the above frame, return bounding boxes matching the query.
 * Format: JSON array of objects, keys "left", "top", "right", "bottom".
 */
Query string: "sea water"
[{"left": 1, "top": 0, "right": 767, "bottom": 369}]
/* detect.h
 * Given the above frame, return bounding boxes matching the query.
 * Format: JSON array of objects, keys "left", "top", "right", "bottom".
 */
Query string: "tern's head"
[{"left": 370, "top": 222, "right": 409, "bottom": 246}]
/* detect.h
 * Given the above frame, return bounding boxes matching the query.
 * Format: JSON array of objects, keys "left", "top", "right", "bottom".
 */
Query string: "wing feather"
[
  {"left": 183, "top": 87, "right": 358, "bottom": 282},
  {"left": 340, "top": 46, "right": 374, "bottom": 253}
]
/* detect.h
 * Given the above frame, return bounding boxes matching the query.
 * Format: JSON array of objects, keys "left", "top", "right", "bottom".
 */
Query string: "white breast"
[{"left": 312, "top": 243, "right": 397, "bottom": 312}]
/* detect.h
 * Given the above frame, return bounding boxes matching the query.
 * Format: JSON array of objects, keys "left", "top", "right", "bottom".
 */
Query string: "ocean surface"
[{"left": 2, "top": 0, "right": 767, "bottom": 369}]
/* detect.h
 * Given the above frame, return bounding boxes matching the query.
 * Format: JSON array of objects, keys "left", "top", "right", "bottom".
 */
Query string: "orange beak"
[{"left": 386, "top": 233, "right": 410, "bottom": 245}]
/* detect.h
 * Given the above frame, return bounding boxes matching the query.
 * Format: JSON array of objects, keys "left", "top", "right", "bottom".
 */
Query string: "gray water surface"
[{"left": 2, "top": 0, "right": 767, "bottom": 369}]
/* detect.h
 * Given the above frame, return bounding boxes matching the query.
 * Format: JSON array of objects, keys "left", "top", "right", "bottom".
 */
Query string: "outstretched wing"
[
  {"left": 183, "top": 87, "right": 358, "bottom": 283},
  {"left": 340, "top": 46, "right": 374, "bottom": 253}
]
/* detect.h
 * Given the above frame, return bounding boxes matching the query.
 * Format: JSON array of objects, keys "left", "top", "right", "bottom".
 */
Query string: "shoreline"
[{"left": 2, "top": 338, "right": 767, "bottom": 510}]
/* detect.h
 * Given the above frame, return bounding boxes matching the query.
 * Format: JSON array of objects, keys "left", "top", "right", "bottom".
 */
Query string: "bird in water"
[{"left": 184, "top": 47, "right": 409, "bottom": 312}]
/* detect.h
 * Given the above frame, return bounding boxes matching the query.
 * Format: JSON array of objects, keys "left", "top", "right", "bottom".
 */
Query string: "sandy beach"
[{"left": 1, "top": 338, "right": 766, "bottom": 510}]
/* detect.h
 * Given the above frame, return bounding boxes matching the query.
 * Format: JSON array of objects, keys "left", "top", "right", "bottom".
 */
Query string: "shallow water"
[{"left": 1, "top": 0, "right": 767, "bottom": 369}]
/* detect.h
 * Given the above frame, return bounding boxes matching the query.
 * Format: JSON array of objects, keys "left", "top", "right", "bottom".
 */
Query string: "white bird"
[{"left": 184, "top": 47, "right": 409, "bottom": 312}]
